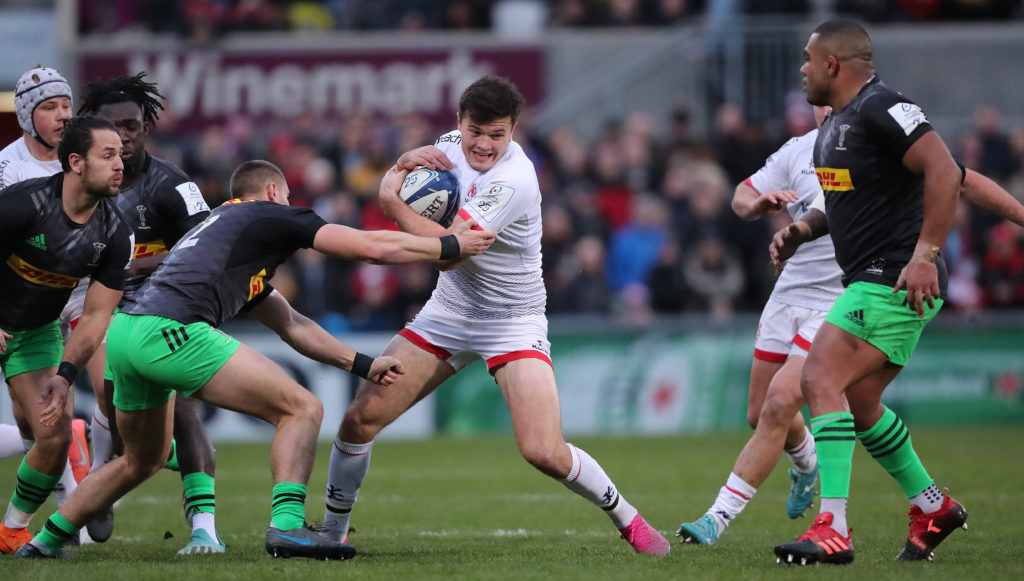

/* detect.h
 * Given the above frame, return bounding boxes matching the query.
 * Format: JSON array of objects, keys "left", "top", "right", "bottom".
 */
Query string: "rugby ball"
[{"left": 398, "top": 167, "right": 460, "bottom": 227}]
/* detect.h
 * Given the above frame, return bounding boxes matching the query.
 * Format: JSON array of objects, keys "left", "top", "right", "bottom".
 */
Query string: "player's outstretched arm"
[
  {"left": 312, "top": 221, "right": 493, "bottom": 265},
  {"left": 40, "top": 281, "right": 122, "bottom": 426},
  {"left": 732, "top": 182, "right": 799, "bottom": 221},
  {"left": 961, "top": 168, "right": 1024, "bottom": 228},
  {"left": 248, "top": 290, "right": 404, "bottom": 385}
]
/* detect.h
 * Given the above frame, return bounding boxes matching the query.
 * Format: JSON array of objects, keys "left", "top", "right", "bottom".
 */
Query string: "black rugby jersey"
[
  {"left": 814, "top": 76, "right": 945, "bottom": 289},
  {"left": 122, "top": 200, "right": 326, "bottom": 327},
  {"left": 0, "top": 174, "right": 133, "bottom": 330},
  {"left": 114, "top": 153, "right": 210, "bottom": 297}
]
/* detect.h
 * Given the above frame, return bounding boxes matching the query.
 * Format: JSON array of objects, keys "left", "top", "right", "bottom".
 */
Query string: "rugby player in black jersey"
[
  {"left": 0, "top": 116, "right": 133, "bottom": 554},
  {"left": 73, "top": 73, "right": 220, "bottom": 553},
  {"left": 15, "top": 160, "right": 494, "bottom": 560},
  {"left": 769, "top": 20, "right": 967, "bottom": 565}
]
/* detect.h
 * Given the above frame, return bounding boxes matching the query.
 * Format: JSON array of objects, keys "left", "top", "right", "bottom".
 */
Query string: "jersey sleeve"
[
  {"left": 91, "top": 222, "right": 134, "bottom": 291},
  {"left": 0, "top": 158, "right": 24, "bottom": 191},
  {"left": 278, "top": 206, "right": 328, "bottom": 249},
  {"left": 155, "top": 178, "right": 212, "bottom": 247},
  {"left": 0, "top": 185, "right": 36, "bottom": 248},
  {"left": 863, "top": 92, "right": 933, "bottom": 159},
  {"left": 748, "top": 137, "right": 799, "bottom": 194}
]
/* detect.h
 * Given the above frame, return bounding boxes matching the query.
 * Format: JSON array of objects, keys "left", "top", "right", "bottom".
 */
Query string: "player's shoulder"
[
  {"left": 770, "top": 130, "right": 816, "bottom": 161},
  {"left": 145, "top": 154, "right": 192, "bottom": 183},
  {"left": 0, "top": 138, "right": 24, "bottom": 162},
  {"left": 491, "top": 141, "right": 538, "bottom": 183},
  {"left": 858, "top": 78, "right": 929, "bottom": 135},
  {"left": 0, "top": 174, "right": 56, "bottom": 198},
  {"left": 435, "top": 130, "right": 462, "bottom": 147}
]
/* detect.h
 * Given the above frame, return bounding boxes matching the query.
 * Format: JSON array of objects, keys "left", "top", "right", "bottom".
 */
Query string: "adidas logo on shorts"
[{"left": 844, "top": 309, "right": 865, "bottom": 327}]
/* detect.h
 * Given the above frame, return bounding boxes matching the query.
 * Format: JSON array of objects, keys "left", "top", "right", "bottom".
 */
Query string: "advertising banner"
[{"left": 78, "top": 46, "right": 544, "bottom": 132}]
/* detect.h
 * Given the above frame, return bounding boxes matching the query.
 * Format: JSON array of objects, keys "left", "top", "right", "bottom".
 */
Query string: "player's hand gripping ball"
[{"left": 398, "top": 167, "right": 460, "bottom": 227}]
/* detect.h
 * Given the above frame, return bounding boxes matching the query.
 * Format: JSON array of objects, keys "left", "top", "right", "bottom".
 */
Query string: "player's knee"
[
  {"left": 746, "top": 409, "right": 760, "bottom": 431},
  {"left": 32, "top": 417, "right": 72, "bottom": 453},
  {"left": 763, "top": 385, "right": 804, "bottom": 422},
  {"left": 340, "top": 405, "right": 382, "bottom": 441},
  {"left": 294, "top": 389, "right": 323, "bottom": 425},
  {"left": 124, "top": 451, "right": 166, "bottom": 482},
  {"left": 519, "top": 442, "right": 561, "bottom": 474}
]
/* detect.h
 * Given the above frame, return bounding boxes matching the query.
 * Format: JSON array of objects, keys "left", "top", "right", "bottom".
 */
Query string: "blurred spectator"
[
  {"left": 605, "top": 193, "right": 671, "bottom": 292},
  {"left": 980, "top": 221, "right": 1024, "bottom": 307},
  {"left": 647, "top": 238, "right": 690, "bottom": 313},
  {"left": 549, "top": 236, "right": 614, "bottom": 314},
  {"left": 683, "top": 236, "right": 744, "bottom": 320}
]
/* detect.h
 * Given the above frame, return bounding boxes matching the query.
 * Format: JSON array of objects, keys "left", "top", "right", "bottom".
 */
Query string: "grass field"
[{"left": 2, "top": 426, "right": 1023, "bottom": 580}]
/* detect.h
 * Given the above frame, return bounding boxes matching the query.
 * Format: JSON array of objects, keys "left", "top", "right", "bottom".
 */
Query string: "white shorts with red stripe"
[
  {"left": 59, "top": 282, "right": 88, "bottom": 342},
  {"left": 402, "top": 303, "right": 552, "bottom": 374},
  {"left": 752, "top": 298, "right": 828, "bottom": 363}
]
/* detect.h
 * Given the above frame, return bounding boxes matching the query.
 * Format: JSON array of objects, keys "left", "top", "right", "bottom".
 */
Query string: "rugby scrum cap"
[{"left": 14, "top": 66, "right": 73, "bottom": 142}]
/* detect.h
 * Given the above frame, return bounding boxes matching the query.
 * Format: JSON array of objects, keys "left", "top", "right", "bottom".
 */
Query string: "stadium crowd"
[
  {"left": 7, "top": 1, "right": 1016, "bottom": 332},
  {"left": 73, "top": 0, "right": 1022, "bottom": 38},
  {"left": 120, "top": 98, "right": 1024, "bottom": 331}
]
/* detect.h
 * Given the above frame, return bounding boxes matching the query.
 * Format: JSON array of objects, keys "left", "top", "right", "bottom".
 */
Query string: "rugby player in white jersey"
[
  {"left": 0, "top": 66, "right": 90, "bottom": 523},
  {"left": 677, "top": 106, "right": 840, "bottom": 544},
  {"left": 319, "top": 75, "right": 671, "bottom": 556}
]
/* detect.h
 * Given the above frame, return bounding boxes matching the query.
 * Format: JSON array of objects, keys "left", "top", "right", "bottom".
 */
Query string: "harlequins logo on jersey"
[
  {"left": 90, "top": 242, "right": 106, "bottom": 265},
  {"left": 26, "top": 233, "right": 46, "bottom": 250},
  {"left": 837, "top": 124, "right": 851, "bottom": 150}
]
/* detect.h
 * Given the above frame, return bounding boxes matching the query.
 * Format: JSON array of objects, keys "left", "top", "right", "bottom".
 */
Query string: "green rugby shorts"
[
  {"left": 0, "top": 320, "right": 62, "bottom": 380},
  {"left": 106, "top": 313, "right": 240, "bottom": 411},
  {"left": 825, "top": 281, "right": 942, "bottom": 366}
]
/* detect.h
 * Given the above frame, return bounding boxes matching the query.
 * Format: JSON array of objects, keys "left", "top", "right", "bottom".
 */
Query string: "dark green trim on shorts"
[
  {"left": 825, "top": 282, "right": 942, "bottom": 366},
  {"left": 0, "top": 320, "right": 62, "bottom": 380},
  {"left": 106, "top": 313, "right": 240, "bottom": 411}
]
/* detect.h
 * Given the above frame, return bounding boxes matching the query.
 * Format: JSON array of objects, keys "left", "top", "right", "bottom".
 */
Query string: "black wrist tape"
[
  {"left": 352, "top": 352, "right": 374, "bottom": 379},
  {"left": 56, "top": 361, "right": 78, "bottom": 385},
  {"left": 439, "top": 234, "right": 460, "bottom": 261}
]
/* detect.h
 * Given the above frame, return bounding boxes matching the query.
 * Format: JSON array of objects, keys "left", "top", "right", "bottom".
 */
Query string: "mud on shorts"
[
  {"left": 0, "top": 320, "right": 62, "bottom": 381},
  {"left": 824, "top": 281, "right": 942, "bottom": 366},
  {"left": 106, "top": 313, "right": 240, "bottom": 411},
  {"left": 753, "top": 297, "right": 830, "bottom": 362}
]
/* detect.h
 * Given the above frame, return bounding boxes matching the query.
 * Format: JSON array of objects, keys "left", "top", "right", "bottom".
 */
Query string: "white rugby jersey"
[
  {"left": 0, "top": 137, "right": 61, "bottom": 190},
  {"left": 748, "top": 129, "right": 843, "bottom": 309},
  {"left": 427, "top": 130, "right": 546, "bottom": 320}
]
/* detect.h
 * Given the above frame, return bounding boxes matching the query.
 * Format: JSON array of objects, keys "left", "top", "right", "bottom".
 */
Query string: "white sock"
[
  {"left": 561, "top": 443, "right": 638, "bottom": 529},
  {"left": 89, "top": 406, "right": 114, "bottom": 473},
  {"left": 53, "top": 460, "right": 78, "bottom": 506},
  {"left": 192, "top": 511, "right": 221, "bottom": 543},
  {"left": 910, "top": 483, "right": 945, "bottom": 514},
  {"left": 820, "top": 498, "right": 849, "bottom": 536},
  {"left": 785, "top": 426, "right": 817, "bottom": 474},
  {"left": 322, "top": 437, "right": 373, "bottom": 542},
  {"left": 706, "top": 472, "right": 756, "bottom": 531},
  {"left": 0, "top": 424, "right": 25, "bottom": 458},
  {"left": 4, "top": 501, "right": 34, "bottom": 528}
]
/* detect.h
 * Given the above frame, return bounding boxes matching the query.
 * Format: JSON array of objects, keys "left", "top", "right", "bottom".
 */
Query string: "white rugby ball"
[{"left": 398, "top": 167, "right": 460, "bottom": 227}]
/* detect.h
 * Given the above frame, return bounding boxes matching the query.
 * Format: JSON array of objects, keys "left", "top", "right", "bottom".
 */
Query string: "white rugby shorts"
[
  {"left": 402, "top": 304, "right": 552, "bottom": 373},
  {"left": 752, "top": 298, "right": 828, "bottom": 362},
  {"left": 58, "top": 282, "right": 110, "bottom": 345},
  {"left": 59, "top": 283, "right": 88, "bottom": 342}
]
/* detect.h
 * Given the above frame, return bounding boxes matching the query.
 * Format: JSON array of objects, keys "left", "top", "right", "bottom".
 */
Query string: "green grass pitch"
[{"left": 2, "top": 426, "right": 1022, "bottom": 580}]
